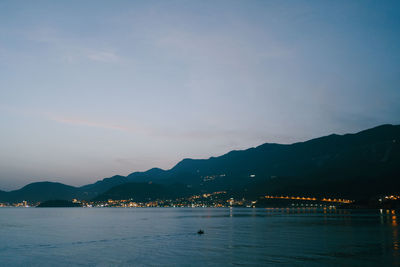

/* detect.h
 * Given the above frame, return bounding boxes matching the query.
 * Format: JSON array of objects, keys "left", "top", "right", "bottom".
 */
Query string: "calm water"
[{"left": 0, "top": 208, "right": 398, "bottom": 266}]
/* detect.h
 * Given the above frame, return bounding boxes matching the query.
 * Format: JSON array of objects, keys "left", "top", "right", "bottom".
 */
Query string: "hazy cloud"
[
  {"left": 49, "top": 116, "right": 133, "bottom": 132},
  {"left": 87, "top": 51, "right": 119, "bottom": 63},
  {"left": 26, "top": 27, "right": 120, "bottom": 63}
]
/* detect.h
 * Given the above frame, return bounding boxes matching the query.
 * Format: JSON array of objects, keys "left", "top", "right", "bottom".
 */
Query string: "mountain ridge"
[{"left": 1, "top": 124, "right": 399, "bottom": 202}]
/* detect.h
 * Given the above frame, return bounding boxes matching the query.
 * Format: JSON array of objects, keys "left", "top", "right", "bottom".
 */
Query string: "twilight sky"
[{"left": 1, "top": 1, "right": 400, "bottom": 190}]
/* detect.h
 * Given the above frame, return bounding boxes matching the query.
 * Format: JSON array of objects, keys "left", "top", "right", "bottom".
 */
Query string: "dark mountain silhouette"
[
  {"left": 1, "top": 124, "right": 399, "bottom": 203},
  {"left": 37, "top": 199, "right": 82, "bottom": 207},
  {"left": 126, "top": 168, "right": 168, "bottom": 182},
  {"left": 93, "top": 182, "right": 192, "bottom": 202},
  {"left": 0, "top": 182, "right": 82, "bottom": 203},
  {"left": 79, "top": 175, "right": 128, "bottom": 198},
  {"left": 78, "top": 168, "right": 169, "bottom": 197},
  {"left": 111, "top": 124, "right": 400, "bottom": 200}
]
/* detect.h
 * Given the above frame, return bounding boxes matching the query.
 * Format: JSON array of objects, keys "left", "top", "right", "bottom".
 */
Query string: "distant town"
[{"left": 1, "top": 191, "right": 399, "bottom": 209}]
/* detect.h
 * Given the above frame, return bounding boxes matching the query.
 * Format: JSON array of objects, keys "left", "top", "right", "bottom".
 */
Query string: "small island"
[{"left": 37, "top": 200, "right": 82, "bottom": 208}]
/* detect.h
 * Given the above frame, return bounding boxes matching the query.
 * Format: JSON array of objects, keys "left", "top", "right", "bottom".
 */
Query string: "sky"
[{"left": 1, "top": 0, "right": 400, "bottom": 190}]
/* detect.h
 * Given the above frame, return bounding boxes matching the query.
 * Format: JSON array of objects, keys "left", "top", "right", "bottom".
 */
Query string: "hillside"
[
  {"left": 93, "top": 183, "right": 192, "bottom": 202},
  {"left": 0, "top": 182, "right": 83, "bottom": 203},
  {"left": 119, "top": 124, "right": 400, "bottom": 200},
  {"left": 1, "top": 124, "right": 399, "bottom": 203}
]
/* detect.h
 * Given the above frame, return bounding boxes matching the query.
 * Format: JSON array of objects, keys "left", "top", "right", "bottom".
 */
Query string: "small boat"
[{"left": 197, "top": 229, "right": 204, "bottom": 235}]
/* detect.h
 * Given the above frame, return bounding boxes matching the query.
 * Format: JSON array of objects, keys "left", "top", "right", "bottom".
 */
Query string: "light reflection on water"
[{"left": 0, "top": 207, "right": 399, "bottom": 266}]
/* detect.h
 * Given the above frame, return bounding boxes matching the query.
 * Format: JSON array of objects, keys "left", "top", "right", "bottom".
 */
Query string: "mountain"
[
  {"left": 126, "top": 168, "right": 168, "bottom": 182},
  {"left": 93, "top": 182, "right": 192, "bottom": 202},
  {"left": 0, "top": 182, "right": 82, "bottom": 203},
  {"left": 37, "top": 199, "right": 82, "bottom": 207},
  {"left": 0, "top": 190, "right": 6, "bottom": 201},
  {"left": 97, "top": 124, "right": 400, "bottom": 200},
  {"left": 1, "top": 124, "right": 399, "bottom": 203},
  {"left": 0, "top": 177, "right": 130, "bottom": 203},
  {"left": 79, "top": 175, "right": 128, "bottom": 198}
]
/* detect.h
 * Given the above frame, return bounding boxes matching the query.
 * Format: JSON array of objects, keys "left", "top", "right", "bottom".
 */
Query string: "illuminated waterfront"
[{"left": 2, "top": 193, "right": 399, "bottom": 209}]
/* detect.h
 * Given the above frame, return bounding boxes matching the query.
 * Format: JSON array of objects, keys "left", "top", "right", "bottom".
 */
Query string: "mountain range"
[{"left": 0, "top": 124, "right": 399, "bottom": 203}]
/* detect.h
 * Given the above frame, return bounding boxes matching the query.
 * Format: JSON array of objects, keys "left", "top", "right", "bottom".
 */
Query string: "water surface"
[{"left": 0, "top": 208, "right": 398, "bottom": 266}]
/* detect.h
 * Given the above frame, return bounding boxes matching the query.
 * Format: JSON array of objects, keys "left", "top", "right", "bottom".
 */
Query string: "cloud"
[
  {"left": 156, "top": 28, "right": 292, "bottom": 66},
  {"left": 48, "top": 114, "right": 273, "bottom": 144},
  {"left": 87, "top": 51, "right": 119, "bottom": 62},
  {"left": 0, "top": 104, "right": 275, "bottom": 144},
  {"left": 48, "top": 115, "right": 140, "bottom": 132},
  {"left": 26, "top": 27, "right": 120, "bottom": 63}
]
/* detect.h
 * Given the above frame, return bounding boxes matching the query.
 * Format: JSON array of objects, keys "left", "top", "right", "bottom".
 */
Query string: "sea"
[{"left": 0, "top": 207, "right": 398, "bottom": 266}]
